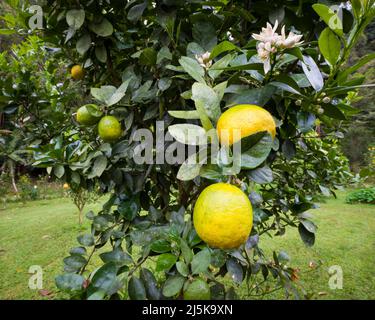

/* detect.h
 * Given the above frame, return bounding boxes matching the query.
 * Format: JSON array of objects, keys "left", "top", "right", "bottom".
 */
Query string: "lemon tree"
[{"left": 2, "top": 0, "right": 375, "bottom": 300}]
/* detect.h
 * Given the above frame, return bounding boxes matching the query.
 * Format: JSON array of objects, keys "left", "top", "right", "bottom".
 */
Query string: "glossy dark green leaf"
[
  {"left": 226, "top": 259, "right": 243, "bottom": 284},
  {"left": 248, "top": 165, "right": 273, "bottom": 184},
  {"left": 99, "top": 248, "right": 133, "bottom": 266},
  {"left": 140, "top": 268, "right": 161, "bottom": 300},
  {"left": 318, "top": 28, "right": 341, "bottom": 66},
  {"left": 77, "top": 234, "right": 95, "bottom": 247},
  {"left": 128, "top": 276, "right": 147, "bottom": 300},
  {"left": 298, "top": 223, "right": 315, "bottom": 247},
  {"left": 191, "top": 248, "right": 211, "bottom": 275},
  {"left": 162, "top": 275, "right": 185, "bottom": 297},
  {"left": 156, "top": 253, "right": 177, "bottom": 272},
  {"left": 55, "top": 273, "right": 84, "bottom": 292}
]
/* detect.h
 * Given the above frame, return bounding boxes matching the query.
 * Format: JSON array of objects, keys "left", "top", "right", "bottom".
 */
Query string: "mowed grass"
[{"left": 0, "top": 190, "right": 374, "bottom": 300}]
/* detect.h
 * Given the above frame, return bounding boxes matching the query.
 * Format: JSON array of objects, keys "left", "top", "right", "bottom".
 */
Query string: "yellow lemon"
[
  {"left": 63, "top": 183, "right": 69, "bottom": 190},
  {"left": 71, "top": 65, "right": 84, "bottom": 80},
  {"left": 193, "top": 183, "right": 253, "bottom": 249},
  {"left": 76, "top": 104, "right": 101, "bottom": 126},
  {"left": 98, "top": 116, "right": 122, "bottom": 142},
  {"left": 216, "top": 104, "right": 276, "bottom": 146}
]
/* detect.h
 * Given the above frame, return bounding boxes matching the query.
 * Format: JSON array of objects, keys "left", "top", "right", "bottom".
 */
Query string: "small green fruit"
[
  {"left": 98, "top": 116, "right": 122, "bottom": 142},
  {"left": 76, "top": 104, "right": 102, "bottom": 126},
  {"left": 183, "top": 278, "right": 211, "bottom": 300}
]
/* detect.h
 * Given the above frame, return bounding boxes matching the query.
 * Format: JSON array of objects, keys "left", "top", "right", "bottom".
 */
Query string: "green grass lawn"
[{"left": 0, "top": 190, "right": 374, "bottom": 300}]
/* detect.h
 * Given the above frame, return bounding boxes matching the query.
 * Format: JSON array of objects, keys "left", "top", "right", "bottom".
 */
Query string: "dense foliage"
[
  {"left": 1, "top": 0, "right": 374, "bottom": 300},
  {"left": 346, "top": 187, "right": 375, "bottom": 204}
]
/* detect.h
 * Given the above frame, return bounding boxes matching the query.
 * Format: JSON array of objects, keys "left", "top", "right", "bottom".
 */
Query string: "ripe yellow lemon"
[
  {"left": 63, "top": 183, "right": 69, "bottom": 190},
  {"left": 216, "top": 104, "right": 276, "bottom": 146},
  {"left": 183, "top": 278, "right": 211, "bottom": 300},
  {"left": 193, "top": 183, "right": 253, "bottom": 249},
  {"left": 71, "top": 65, "right": 84, "bottom": 80},
  {"left": 76, "top": 104, "right": 101, "bottom": 126},
  {"left": 98, "top": 116, "right": 122, "bottom": 142}
]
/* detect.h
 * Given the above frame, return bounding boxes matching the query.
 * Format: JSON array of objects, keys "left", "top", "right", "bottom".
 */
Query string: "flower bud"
[
  {"left": 322, "top": 96, "right": 331, "bottom": 104},
  {"left": 317, "top": 107, "right": 324, "bottom": 114},
  {"left": 295, "top": 99, "right": 302, "bottom": 106}
]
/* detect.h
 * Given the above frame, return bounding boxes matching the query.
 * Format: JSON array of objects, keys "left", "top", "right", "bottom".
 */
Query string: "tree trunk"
[
  {"left": 8, "top": 160, "right": 18, "bottom": 193},
  {"left": 78, "top": 208, "right": 83, "bottom": 225}
]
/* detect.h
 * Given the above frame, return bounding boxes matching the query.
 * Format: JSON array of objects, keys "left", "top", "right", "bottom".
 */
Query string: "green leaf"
[
  {"left": 55, "top": 273, "right": 84, "bottom": 292},
  {"left": 278, "top": 251, "right": 290, "bottom": 263},
  {"left": 140, "top": 48, "right": 157, "bottom": 66},
  {"left": 191, "top": 249, "right": 211, "bottom": 275},
  {"left": 177, "top": 161, "right": 201, "bottom": 181},
  {"left": 192, "top": 21, "right": 217, "bottom": 51},
  {"left": 128, "top": 276, "right": 147, "bottom": 300},
  {"left": 99, "top": 248, "right": 133, "bottom": 266},
  {"left": 168, "top": 110, "right": 200, "bottom": 120},
  {"left": 226, "top": 85, "right": 276, "bottom": 107},
  {"left": 297, "top": 112, "right": 316, "bottom": 133},
  {"left": 90, "top": 155, "right": 107, "bottom": 178},
  {"left": 239, "top": 133, "right": 273, "bottom": 169},
  {"left": 89, "top": 262, "right": 118, "bottom": 295},
  {"left": 323, "top": 104, "right": 346, "bottom": 120},
  {"left": 178, "top": 56, "right": 205, "bottom": 83},
  {"left": 209, "top": 53, "right": 233, "bottom": 80},
  {"left": 226, "top": 259, "right": 243, "bottom": 284},
  {"left": 298, "top": 223, "right": 315, "bottom": 247},
  {"left": 66, "top": 9, "right": 85, "bottom": 30},
  {"left": 95, "top": 45, "right": 107, "bottom": 63},
  {"left": 127, "top": 2, "right": 147, "bottom": 22},
  {"left": 77, "top": 234, "right": 95, "bottom": 246},
  {"left": 176, "top": 261, "right": 189, "bottom": 276},
  {"left": 156, "top": 253, "right": 177, "bottom": 272},
  {"left": 338, "top": 53, "right": 375, "bottom": 84},
  {"left": 312, "top": 3, "right": 343, "bottom": 36},
  {"left": 76, "top": 34, "right": 91, "bottom": 55},
  {"left": 150, "top": 239, "right": 171, "bottom": 253},
  {"left": 162, "top": 275, "right": 185, "bottom": 297},
  {"left": 248, "top": 165, "right": 273, "bottom": 184},
  {"left": 140, "top": 268, "right": 161, "bottom": 300},
  {"left": 91, "top": 85, "right": 116, "bottom": 103},
  {"left": 300, "top": 219, "right": 318, "bottom": 234},
  {"left": 157, "top": 46, "right": 172, "bottom": 64},
  {"left": 63, "top": 255, "right": 87, "bottom": 271},
  {"left": 180, "top": 239, "right": 193, "bottom": 264},
  {"left": 53, "top": 165, "right": 65, "bottom": 178},
  {"left": 191, "top": 82, "right": 221, "bottom": 122},
  {"left": 168, "top": 124, "right": 207, "bottom": 146},
  {"left": 107, "top": 79, "right": 131, "bottom": 106},
  {"left": 302, "top": 55, "right": 324, "bottom": 92},
  {"left": 89, "top": 18, "right": 113, "bottom": 37},
  {"left": 281, "top": 139, "right": 296, "bottom": 160},
  {"left": 318, "top": 28, "right": 341, "bottom": 66},
  {"left": 210, "top": 41, "right": 238, "bottom": 60}
]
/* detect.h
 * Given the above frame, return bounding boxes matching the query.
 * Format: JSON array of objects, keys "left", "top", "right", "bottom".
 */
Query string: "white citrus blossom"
[
  {"left": 252, "top": 20, "right": 303, "bottom": 74},
  {"left": 277, "top": 26, "right": 304, "bottom": 48},
  {"left": 195, "top": 51, "right": 212, "bottom": 68},
  {"left": 252, "top": 20, "right": 280, "bottom": 44}
]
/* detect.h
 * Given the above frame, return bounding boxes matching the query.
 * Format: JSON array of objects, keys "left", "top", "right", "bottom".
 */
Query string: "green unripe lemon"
[
  {"left": 76, "top": 104, "right": 102, "bottom": 126},
  {"left": 98, "top": 116, "right": 122, "bottom": 142},
  {"left": 183, "top": 278, "right": 211, "bottom": 300}
]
